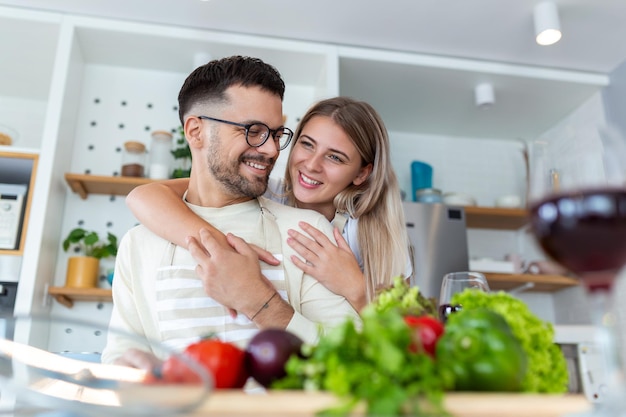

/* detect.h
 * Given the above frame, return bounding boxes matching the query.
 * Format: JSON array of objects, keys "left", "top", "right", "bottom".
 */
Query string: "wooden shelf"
[
  {"left": 63, "top": 174, "right": 559, "bottom": 295},
  {"left": 483, "top": 273, "right": 579, "bottom": 292},
  {"left": 46, "top": 274, "right": 576, "bottom": 309},
  {"left": 464, "top": 206, "right": 528, "bottom": 230},
  {"left": 64, "top": 173, "right": 529, "bottom": 231},
  {"left": 64, "top": 173, "right": 155, "bottom": 199},
  {"left": 48, "top": 286, "right": 112, "bottom": 308}
]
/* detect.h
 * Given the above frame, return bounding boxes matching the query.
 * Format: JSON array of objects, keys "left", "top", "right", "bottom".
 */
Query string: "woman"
[{"left": 127, "top": 97, "right": 411, "bottom": 311}]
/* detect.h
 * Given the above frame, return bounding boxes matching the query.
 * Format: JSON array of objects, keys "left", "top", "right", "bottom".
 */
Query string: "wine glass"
[
  {"left": 528, "top": 126, "right": 626, "bottom": 416},
  {"left": 0, "top": 314, "right": 213, "bottom": 416},
  {"left": 438, "top": 271, "right": 490, "bottom": 322}
]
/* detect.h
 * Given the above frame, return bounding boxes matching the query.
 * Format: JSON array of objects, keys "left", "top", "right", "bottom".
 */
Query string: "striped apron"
[{"left": 153, "top": 200, "right": 286, "bottom": 351}]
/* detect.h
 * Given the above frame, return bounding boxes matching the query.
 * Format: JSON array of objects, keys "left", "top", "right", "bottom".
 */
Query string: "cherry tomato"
[
  {"left": 161, "top": 338, "right": 248, "bottom": 389},
  {"left": 404, "top": 315, "right": 445, "bottom": 357}
]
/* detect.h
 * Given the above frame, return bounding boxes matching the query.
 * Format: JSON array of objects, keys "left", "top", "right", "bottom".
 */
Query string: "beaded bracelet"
[{"left": 250, "top": 292, "right": 278, "bottom": 321}]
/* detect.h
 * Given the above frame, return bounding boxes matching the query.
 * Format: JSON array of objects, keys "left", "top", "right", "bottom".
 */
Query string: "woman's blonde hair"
[{"left": 284, "top": 97, "right": 411, "bottom": 301}]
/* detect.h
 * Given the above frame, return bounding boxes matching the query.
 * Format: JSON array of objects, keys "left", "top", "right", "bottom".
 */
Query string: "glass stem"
[{"left": 588, "top": 289, "right": 625, "bottom": 412}]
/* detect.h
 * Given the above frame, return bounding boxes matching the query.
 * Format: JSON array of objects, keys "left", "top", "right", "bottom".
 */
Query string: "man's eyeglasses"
[{"left": 198, "top": 116, "right": 294, "bottom": 151}]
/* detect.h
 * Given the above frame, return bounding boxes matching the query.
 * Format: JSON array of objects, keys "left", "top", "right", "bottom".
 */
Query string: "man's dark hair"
[{"left": 177, "top": 55, "right": 285, "bottom": 124}]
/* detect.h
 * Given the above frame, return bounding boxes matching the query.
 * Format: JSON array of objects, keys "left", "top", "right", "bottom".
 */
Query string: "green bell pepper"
[{"left": 436, "top": 307, "right": 527, "bottom": 391}]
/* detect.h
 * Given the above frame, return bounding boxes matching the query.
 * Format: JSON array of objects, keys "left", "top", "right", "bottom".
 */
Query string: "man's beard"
[{"left": 207, "top": 150, "right": 273, "bottom": 198}]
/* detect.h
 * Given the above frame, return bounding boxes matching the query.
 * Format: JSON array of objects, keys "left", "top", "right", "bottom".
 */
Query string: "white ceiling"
[{"left": 2, "top": 0, "right": 626, "bottom": 139}]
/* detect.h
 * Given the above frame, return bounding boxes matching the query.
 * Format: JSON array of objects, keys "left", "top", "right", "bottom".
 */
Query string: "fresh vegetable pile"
[
  {"left": 373, "top": 277, "right": 438, "bottom": 317},
  {"left": 274, "top": 306, "right": 453, "bottom": 416},
  {"left": 451, "top": 289, "right": 569, "bottom": 393},
  {"left": 147, "top": 277, "right": 568, "bottom": 416},
  {"left": 274, "top": 277, "right": 567, "bottom": 416}
]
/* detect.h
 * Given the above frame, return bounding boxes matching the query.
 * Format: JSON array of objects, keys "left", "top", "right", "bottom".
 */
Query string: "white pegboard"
[
  {"left": 47, "top": 301, "right": 113, "bottom": 355},
  {"left": 50, "top": 64, "right": 186, "bottom": 354},
  {"left": 69, "top": 64, "right": 185, "bottom": 177}
]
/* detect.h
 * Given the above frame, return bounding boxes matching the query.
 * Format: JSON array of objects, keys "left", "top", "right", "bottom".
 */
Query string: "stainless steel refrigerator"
[{"left": 402, "top": 202, "right": 470, "bottom": 299}]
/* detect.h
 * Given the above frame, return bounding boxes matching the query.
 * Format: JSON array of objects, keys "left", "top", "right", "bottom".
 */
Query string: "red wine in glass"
[{"left": 529, "top": 188, "right": 626, "bottom": 292}]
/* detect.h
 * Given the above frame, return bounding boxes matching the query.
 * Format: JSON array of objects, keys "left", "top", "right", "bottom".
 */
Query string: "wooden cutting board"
[{"left": 192, "top": 390, "right": 591, "bottom": 417}]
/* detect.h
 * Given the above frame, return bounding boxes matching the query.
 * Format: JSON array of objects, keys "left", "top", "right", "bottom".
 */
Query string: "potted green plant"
[
  {"left": 171, "top": 126, "right": 191, "bottom": 178},
  {"left": 62, "top": 228, "right": 118, "bottom": 288}
]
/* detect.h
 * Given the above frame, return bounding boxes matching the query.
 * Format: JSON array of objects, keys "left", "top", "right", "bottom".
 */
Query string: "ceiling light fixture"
[
  {"left": 534, "top": 1, "right": 562, "bottom": 46},
  {"left": 474, "top": 83, "right": 495, "bottom": 108}
]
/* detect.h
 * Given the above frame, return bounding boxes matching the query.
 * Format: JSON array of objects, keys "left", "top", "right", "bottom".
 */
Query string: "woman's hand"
[
  {"left": 287, "top": 221, "right": 366, "bottom": 311},
  {"left": 249, "top": 243, "right": 281, "bottom": 266}
]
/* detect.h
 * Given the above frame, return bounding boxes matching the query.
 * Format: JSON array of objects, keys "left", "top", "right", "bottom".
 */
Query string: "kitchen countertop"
[{"left": 190, "top": 390, "right": 591, "bottom": 417}]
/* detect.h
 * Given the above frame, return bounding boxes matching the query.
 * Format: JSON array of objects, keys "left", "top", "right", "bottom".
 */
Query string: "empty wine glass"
[
  {"left": 438, "top": 271, "right": 490, "bottom": 322},
  {"left": 528, "top": 126, "right": 626, "bottom": 416}
]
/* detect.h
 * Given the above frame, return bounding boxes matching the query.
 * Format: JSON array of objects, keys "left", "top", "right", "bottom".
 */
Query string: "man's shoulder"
[
  {"left": 119, "top": 223, "right": 165, "bottom": 246},
  {"left": 259, "top": 197, "right": 327, "bottom": 223}
]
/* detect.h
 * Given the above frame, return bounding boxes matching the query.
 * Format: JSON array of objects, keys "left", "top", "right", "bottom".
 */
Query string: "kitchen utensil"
[
  {"left": 438, "top": 271, "right": 490, "bottom": 322},
  {"left": 495, "top": 195, "right": 522, "bottom": 208},
  {"left": 443, "top": 192, "right": 477, "bottom": 206},
  {"left": 149, "top": 130, "right": 173, "bottom": 180},
  {"left": 121, "top": 141, "right": 146, "bottom": 177},
  {"left": 416, "top": 188, "right": 443, "bottom": 203}
]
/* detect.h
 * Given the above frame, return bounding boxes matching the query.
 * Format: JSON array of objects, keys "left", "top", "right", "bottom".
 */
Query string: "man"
[{"left": 102, "top": 56, "right": 360, "bottom": 365}]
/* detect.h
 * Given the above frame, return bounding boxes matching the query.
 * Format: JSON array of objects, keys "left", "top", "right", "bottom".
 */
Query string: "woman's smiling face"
[{"left": 288, "top": 115, "right": 371, "bottom": 219}]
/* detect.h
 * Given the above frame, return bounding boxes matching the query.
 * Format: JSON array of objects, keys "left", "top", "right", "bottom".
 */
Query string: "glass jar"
[
  {"left": 121, "top": 141, "right": 146, "bottom": 177},
  {"left": 149, "top": 130, "right": 173, "bottom": 179}
]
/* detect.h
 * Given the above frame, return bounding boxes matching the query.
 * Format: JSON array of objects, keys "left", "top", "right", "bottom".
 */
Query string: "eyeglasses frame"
[{"left": 197, "top": 115, "right": 293, "bottom": 151}]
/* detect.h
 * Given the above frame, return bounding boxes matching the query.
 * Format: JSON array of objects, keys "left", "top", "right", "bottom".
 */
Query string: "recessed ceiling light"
[{"left": 475, "top": 83, "right": 495, "bottom": 108}]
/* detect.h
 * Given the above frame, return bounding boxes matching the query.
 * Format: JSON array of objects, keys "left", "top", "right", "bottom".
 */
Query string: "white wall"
[{"left": 390, "top": 131, "right": 526, "bottom": 207}]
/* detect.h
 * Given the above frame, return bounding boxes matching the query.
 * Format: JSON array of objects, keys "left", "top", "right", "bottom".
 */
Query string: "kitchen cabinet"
[{"left": 0, "top": 151, "right": 38, "bottom": 255}]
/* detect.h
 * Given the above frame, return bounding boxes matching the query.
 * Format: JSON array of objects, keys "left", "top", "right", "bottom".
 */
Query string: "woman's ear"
[
  {"left": 353, "top": 163, "right": 373, "bottom": 186},
  {"left": 184, "top": 116, "right": 204, "bottom": 149}
]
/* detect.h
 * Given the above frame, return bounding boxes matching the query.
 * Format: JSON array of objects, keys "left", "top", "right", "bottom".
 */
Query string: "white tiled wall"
[{"left": 390, "top": 132, "right": 526, "bottom": 207}]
